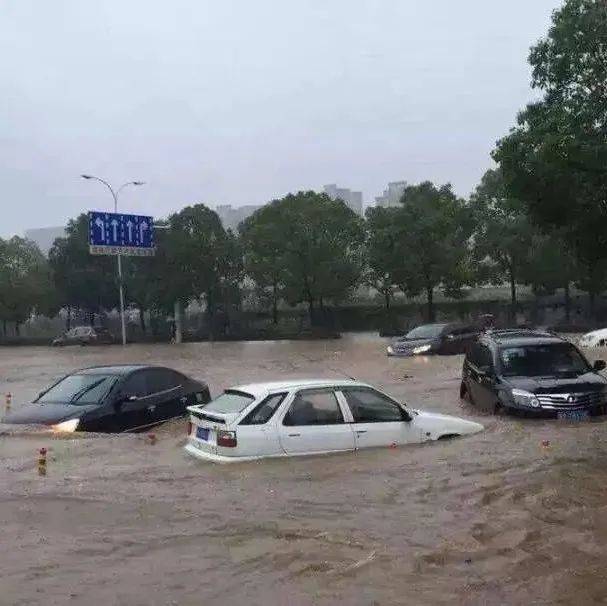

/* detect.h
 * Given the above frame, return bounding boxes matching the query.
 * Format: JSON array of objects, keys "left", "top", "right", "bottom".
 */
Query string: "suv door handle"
[
  {"left": 356, "top": 430, "right": 367, "bottom": 434},
  {"left": 288, "top": 433, "right": 301, "bottom": 437}
]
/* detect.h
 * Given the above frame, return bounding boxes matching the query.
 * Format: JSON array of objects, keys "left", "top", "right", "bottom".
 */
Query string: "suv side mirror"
[
  {"left": 594, "top": 360, "right": 606, "bottom": 372},
  {"left": 478, "top": 365, "right": 494, "bottom": 377}
]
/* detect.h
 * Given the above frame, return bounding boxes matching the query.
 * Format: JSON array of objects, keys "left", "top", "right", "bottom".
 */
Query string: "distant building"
[
  {"left": 323, "top": 184, "right": 363, "bottom": 215},
  {"left": 375, "top": 181, "right": 407, "bottom": 208},
  {"left": 24, "top": 226, "right": 66, "bottom": 255},
  {"left": 214, "top": 204, "right": 264, "bottom": 230}
]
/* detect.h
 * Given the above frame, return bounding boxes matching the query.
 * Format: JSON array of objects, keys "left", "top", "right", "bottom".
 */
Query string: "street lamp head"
[
  {"left": 81, "top": 174, "right": 93, "bottom": 179},
  {"left": 132, "top": 181, "right": 145, "bottom": 186}
]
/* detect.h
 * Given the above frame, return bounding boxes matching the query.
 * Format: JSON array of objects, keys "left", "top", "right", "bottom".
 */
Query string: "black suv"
[{"left": 460, "top": 329, "right": 607, "bottom": 419}]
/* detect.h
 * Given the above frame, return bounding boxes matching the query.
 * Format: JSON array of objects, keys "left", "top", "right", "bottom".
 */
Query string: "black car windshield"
[
  {"left": 38, "top": 374, "right": 118, "bottom": 405},
  {"left": 499, "top": 344, "right": 590, "bottom": 377},
  {"left": 203, "top": 390, "right": 255, "bottom": 414},
  {"left": 405, "top": 324, "right": 447, "bottom": 340}
]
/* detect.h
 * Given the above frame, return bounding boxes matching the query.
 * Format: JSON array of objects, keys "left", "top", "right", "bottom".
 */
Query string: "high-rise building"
[
  {"left": 214, "top": 204, "right": 264, "bottom": 230},
  {"left": 375, "top": 181, "right": 407, "bottom": 208},
  {"left": 323, "top": 184, "right": 363, "bottom": 215},
  {"left": 24, "top": 226, "right": 67, "bottom": 255}
]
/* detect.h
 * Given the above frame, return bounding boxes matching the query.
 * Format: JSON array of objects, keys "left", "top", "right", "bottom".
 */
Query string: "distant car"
[
  {"left": 184, "top": 379, "right": 483, "bottom": 463},
  {"left": 460, "top": 329, "right": 607, "bottom": 419},
  {"left": 579, "top": 328, "right": 607, "bottom": 348},
  {"left": 3, "top": 365, "right": 210, "bottom": 432},
  {"left": 386, "top": 323, "right": 480, "bottom": 357},
  {"left": 51, "top": 326, "right": 115, "bottom": 346}
]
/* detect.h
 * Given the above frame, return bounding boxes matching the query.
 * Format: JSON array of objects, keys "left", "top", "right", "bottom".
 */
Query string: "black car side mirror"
[{"left": 594, "top": 360, "right": 606, "bottom": 372}]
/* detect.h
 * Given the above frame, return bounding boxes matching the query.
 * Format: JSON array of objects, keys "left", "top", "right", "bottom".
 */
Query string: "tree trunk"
[
  {"left": 564, "top": 282, "right": 571, "bottom": 324},
  {"left": 272, "top": 282, "right": 278, "bottom": 325},
  {"left": 2, "top": 320, "right": 6, "bottom": 337},
  {"left": 308, "top": 297, "right": 315, "bottom": 326},
  {"left": 589, "top": 290, "right": 597, "bottom": 321},
  {"left": 426, "top": 286, "right": 435, "bottom": 322},
  {"left": 89, "top": 310, "right": 95, "bottom": 327},
  {"left": 206, "top": 291, "right": 215, "bottom": 341},
  {"left": 139, "top": 307, "right": 146, "bottom": 333},
  {"left": 66, "top": 305, "right": 71, "bottom": 330},
  {"left": 15, "top": 321, "right": 20, "bottom": 336},
  {"left": 509, "top": 268, "right": 517, "bottom": 325},
  {"left": 384, "top": 290, "right": 391, "bottom": 311}
]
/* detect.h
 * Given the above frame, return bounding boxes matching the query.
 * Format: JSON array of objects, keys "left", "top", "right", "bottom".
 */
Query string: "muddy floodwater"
[{"left": 3, "top": 334, "right": 607, "bottom": 605}]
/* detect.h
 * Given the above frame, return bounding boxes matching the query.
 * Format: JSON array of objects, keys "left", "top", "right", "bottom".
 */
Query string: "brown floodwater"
[{"left": 2, "top": 334, "right": 607, "bottom": 605}]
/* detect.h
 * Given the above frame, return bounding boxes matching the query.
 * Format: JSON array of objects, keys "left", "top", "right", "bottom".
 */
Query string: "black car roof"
[
  {"left": 75, "top": 364, "right": 162, "bottom": 376},
  {"left": 481, "top": 329, "right": 565, "bottom": 347}
]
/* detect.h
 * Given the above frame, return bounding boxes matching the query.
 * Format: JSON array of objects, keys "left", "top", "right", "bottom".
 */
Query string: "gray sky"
[{"left": 2, "top": 0, "right": 561, "bottom": 237}]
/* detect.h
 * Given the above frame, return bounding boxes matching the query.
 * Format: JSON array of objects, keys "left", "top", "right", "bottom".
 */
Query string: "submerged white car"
[
  {"left": 184, "top": 379, "right": 484, "bottom": 463},
  {"left": 579, "top": 329, "right": 607, "bottom": 349}
]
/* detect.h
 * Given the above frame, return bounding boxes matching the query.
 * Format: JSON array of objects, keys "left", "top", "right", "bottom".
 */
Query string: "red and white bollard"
[
  {"left": 147, "top": 433, "right": 157, "bottom": 445},
  {"left": 38, "top": 448, "right": 47, "bottom": 476}
]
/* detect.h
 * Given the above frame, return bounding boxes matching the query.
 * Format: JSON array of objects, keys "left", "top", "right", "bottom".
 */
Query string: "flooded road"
[{"left": 2, "top": 334, "right": 607, "bottom": 605}]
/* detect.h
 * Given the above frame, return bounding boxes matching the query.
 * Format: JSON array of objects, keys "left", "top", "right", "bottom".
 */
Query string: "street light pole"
[{"left": 81, "top": 175, "right": 145, "bottom": 346}]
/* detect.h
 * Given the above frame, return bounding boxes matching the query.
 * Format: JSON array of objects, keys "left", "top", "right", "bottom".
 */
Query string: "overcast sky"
[{"left": 2, "top": 0, "right": 561, "bottom": 237}]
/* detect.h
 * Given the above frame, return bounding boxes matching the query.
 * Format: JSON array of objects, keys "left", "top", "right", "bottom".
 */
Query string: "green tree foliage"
[
  {"left": 0, "top": 237, "right": 54, "bottom": 334},
  {"left": 392, "top": 182, "right": 472, "bottom": 321},
  {"left": 167, "top": 204, "right": 243, "bottom": 337},
  {"left": 242, "top": 191, "right": 365, "bottom": 323},
  {"left": 240, "top": 203, "right": 289, "bottom": 323},
  {"left": 48, "top": 214, "right": 117, "bottom": 323},
  {"left": 494, "top": 0, "right": 607, "bottom": 312},
  {"left": 364, "top": 206, "right": 401, "bottom": 311},
  {"left": 470, "top": 169, "right": 536, "bottom": 318}
]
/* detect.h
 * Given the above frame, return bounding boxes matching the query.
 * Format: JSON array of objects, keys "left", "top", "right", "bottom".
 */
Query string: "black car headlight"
[{"left": 51, "top": 418, "right": 80, "bottom": 432}]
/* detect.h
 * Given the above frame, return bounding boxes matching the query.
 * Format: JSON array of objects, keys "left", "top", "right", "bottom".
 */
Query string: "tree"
[
  {"left": 364, "top": 206, "right": 401, "bottom": 311},
  {"left": 48, "top": 215, "right": 117, "bottom": 324},
  {"left": 494, "top": 0, "right": 607, "bottom": 315},
  {"left": 167, "top": 204, "right": 243, "bottom": 338},
  {"left": 392, "top": 182, "right": 472, "bottom": 322},
  {"left": 240, "top": 204, "right": 288, "bottom": 324},
  {"left": 0, "top": 237, "right": 54, "bottom": 335},
  {"left": 242, "top": 191, "right": 365, "bottom": 324},
  {"left": 470, "top": 169, "right": 536, "bottom": 320}
]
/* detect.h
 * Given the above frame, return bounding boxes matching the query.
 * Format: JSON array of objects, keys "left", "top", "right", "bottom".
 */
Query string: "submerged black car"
[
  {"left": 387, "top": 323, "right": 480, "bottom": 357},
  {"left": 460, "top": 329, "right": 607, "bottom": 419},
  {"left": 3, "top": 365, "right": 210, "bottom": 432}
]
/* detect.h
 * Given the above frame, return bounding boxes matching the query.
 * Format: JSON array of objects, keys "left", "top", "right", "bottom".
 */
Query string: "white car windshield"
[
  {"left": 38, "top": 374, "right": 118, "bottom": 405},
  {"left": 204, "top": 390, "right": 255, "bottom": 414}
]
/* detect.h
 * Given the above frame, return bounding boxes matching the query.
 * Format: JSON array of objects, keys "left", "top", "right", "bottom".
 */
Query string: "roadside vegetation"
[{"left": 0, "top": 0, "right": 605, "bottom": 338}]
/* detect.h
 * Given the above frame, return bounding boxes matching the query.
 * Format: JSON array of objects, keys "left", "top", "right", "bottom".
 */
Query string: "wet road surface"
[{"left": 2, "top": 335, "right": 607, "bottom": 605}]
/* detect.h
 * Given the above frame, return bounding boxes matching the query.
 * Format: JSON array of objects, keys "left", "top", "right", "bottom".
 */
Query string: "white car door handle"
[
  {"left": 288, "top": 433, "right": 301, "bottom": 437},
  {"left": 356, "top": 430, "right": 367, "bottom": 434}
]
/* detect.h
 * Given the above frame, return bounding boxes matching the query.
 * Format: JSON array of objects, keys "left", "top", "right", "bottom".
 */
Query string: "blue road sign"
[{"left": 89, "top": 211, "right": 156, "bottom": 256}]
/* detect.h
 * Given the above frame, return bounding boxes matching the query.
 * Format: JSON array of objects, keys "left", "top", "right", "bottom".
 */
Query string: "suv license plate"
[{"left": 558, "top": 410, "right": 589, "bottom": 421}]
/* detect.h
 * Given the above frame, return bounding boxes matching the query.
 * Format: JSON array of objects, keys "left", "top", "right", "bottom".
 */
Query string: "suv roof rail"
[{"left": 483, "top": 327, "right": 559, "bottom": 341}]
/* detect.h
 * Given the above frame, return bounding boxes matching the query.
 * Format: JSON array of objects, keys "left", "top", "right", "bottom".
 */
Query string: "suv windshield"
[
  {"left": 38, "top": 374, "right": 117, "bottom": 405},
  {"left": 499, "top": 344, "right": 590, "bottom": 377},
  {"left": 405, "top": 324, "right": 447, "bottom": 340},
  {"left": 204, "top": 390, "right": 255, "bottom": 414}
]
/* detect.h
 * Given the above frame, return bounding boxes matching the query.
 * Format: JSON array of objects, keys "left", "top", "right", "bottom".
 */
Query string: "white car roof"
[
  {"left": 230, "top": 378, "right": 370, "bottom": 399},
  {"left": 583, "top": 328, "right": 607, "bottom": 339}
]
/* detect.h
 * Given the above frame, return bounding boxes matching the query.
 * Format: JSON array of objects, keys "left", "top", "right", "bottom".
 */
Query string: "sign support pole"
[{"left": 82, "top": 175, "right": 146, "bottom": 346}]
